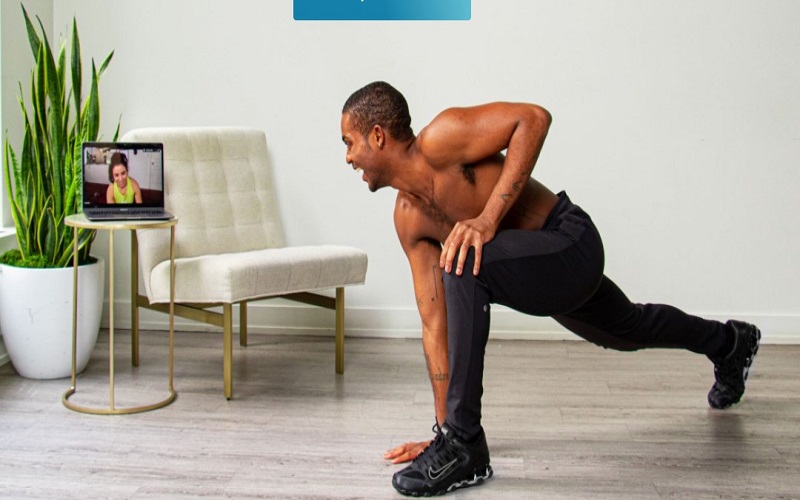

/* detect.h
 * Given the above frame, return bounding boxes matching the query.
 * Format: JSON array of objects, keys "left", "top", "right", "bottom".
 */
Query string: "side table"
[{"left": 62, "top": 214, "right": 178, "bottom": 414}]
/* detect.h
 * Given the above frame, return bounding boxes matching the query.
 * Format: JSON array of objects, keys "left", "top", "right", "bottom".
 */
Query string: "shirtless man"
[{"left": 340, "top": 81, "right": 760, "bottom": 497}]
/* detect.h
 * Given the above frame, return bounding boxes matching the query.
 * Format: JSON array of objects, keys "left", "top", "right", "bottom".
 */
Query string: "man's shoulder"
[
  {"left": 393, "top": 191, "right": 425, "bottom": 223},
  {"left": 415, "top": 107, "right": 468, "bottom": 167},
  {"left": 393, "top": 192, "right": 445, "bottom": 249}
]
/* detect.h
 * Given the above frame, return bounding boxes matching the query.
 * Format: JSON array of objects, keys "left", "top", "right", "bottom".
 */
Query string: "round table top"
[{"left": 65, "top": 213, "right": 178, "bottom": 230}]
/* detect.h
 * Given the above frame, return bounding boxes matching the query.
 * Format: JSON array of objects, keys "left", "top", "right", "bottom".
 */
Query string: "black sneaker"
[
  {"left": 707, "top": 320, "right": 761, "bottom": 409},
  {"left": 392, "top": 423, "right": 493, "bottom": 497}
]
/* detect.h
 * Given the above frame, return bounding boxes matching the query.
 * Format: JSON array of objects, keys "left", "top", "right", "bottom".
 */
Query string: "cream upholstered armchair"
[{"left": 122, "top": 127, "right": 368, "bottom": 399}]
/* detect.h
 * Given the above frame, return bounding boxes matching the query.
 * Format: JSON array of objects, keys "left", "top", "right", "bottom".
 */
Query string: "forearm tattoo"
[
  {"left": 417, "top": 265, "right": 440, "bottom": 307},
  {"left": 431, "top": 265, "right": 440, "bottom": 300},
  {"left": 425, "top": 353, "right": 450, "bottom": 383},
  {"left": 499, "top": 178, "right": 526, "bottom": 205}
]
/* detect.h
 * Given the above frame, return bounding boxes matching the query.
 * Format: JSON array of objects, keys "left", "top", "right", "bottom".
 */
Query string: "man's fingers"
[
  {"left": 473, "top": 244, "right": 483, "bottom": 276},
  {"left": 384, "top": 440, "right": 430, "bottom": 464},
  {"left": 384, "top": 443, "right": 408, "bottom": 459},
  {"left": 442, "top": 236, "right": 485, "bottom": 276},
  {"left": 446, "top": 243, "right": 458, "bottom": 273},
  {"left": 391, "top": 451, "right": 416, "bottom": 464},
  {"left": 455, "top": 242, "right": 469, "bottom": 276},
  {"left": 441, "top": 221, "right": 492, "bottom": 275},
  {"left": 440, "top": 236, "right": 461, "bottom": 272}
]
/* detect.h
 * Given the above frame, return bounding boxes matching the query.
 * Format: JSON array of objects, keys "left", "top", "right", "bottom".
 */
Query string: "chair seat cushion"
[{"left": 148, "top": 245, "right": 368, "bottom": 304}]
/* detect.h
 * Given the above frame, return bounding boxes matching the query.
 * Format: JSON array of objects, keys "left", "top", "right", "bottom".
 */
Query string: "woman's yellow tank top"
[{"left": 113, "top": 178, "right": 135, "bottom": 203}]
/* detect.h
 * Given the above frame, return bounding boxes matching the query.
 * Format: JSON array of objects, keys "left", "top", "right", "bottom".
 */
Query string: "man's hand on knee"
[{"left": 440, "top": 215, "right": 495, "bottom": 276}]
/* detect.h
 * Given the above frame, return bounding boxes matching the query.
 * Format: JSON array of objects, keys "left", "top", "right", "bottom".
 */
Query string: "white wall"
[{"left": 24, "top": 0, "right": 799, "bottom": 342}]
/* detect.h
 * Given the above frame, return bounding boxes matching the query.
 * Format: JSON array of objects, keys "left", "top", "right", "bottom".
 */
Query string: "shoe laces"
[{"left": 414, "top": 425, "right": 457, "bottom": 471}]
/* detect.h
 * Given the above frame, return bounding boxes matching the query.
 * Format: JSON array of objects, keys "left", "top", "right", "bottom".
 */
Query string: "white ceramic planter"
[{"left": 0, "top": 257, "right": 104, "bottom": 379}]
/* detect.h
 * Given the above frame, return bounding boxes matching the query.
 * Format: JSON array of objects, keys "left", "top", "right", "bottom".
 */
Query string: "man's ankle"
[{"left": 443, "top": 421, "right": 482, "bottom": 443}]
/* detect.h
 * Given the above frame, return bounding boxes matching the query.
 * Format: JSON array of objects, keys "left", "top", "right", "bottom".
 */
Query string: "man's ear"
[{"left": 372, "top": 124, "right": 385, "bottom": 150}]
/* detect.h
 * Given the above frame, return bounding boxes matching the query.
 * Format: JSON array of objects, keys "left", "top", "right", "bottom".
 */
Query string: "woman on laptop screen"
[{"left": 106, "top": 152, "right": 143, "bottom": 204}]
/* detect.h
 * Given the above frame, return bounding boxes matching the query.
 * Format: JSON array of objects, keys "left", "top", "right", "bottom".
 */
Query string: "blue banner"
[{"left": 294, "top": 0, "right": 471, "bottom": 21}]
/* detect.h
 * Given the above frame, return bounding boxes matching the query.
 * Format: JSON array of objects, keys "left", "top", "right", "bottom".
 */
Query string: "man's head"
[
  {"left": 342, "top": 81, "right": 413, "bottom": 143},
  {"left": 341, "top": 81, "right": 414, "bottom": 192}
]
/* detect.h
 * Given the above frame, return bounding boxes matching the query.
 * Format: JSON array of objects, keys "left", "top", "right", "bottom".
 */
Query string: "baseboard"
[
  {"left": 1, "top": 302, "right": 795, "bottom": 369},
  {"left": 102, "top": 299, "right": 800, "bottom": 344}
]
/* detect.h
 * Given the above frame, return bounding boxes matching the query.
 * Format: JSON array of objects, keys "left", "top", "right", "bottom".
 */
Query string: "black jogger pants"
[{"left": 442, "top": 191, "right": 731, "bottom": 441}]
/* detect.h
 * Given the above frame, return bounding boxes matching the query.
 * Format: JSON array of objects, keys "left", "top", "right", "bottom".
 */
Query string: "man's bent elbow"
[{"left": 528, "top": 104, "right": 552, "bottom": 129}]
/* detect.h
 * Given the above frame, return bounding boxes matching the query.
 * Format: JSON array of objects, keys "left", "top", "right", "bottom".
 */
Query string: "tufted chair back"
[{"left": 122, "top": 127, "right": 285, "bottom": 299}]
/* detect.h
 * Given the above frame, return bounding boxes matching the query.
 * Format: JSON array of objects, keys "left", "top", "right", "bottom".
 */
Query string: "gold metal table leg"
[
  {"left": 63, "top": 223, "right": 177, "bottom": 415},
  {"left": 109, "top": 228, "right": 115, "bottom": 410},
  {"left": 62, "top": 227, "right": 80, "bottom": 403}
]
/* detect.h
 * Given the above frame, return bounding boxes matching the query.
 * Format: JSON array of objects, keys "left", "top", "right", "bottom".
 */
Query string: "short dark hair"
[
  {"left": 108, "top": 152, "right": 128, "bottom": 182},
  {"left": 342, "top": 81, "right": 413, "bottom": 142}
]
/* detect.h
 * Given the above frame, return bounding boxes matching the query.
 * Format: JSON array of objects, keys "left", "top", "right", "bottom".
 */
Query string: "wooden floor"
[{"left": 1, "top": 330, "right": 798, "bottom": 499}]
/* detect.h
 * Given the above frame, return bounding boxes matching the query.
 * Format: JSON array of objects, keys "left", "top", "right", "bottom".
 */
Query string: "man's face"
[{"left": 341, "top": 112, "right": 386, "bottom": 192}]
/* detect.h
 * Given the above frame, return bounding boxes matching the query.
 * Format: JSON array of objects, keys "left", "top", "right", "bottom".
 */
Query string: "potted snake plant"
[{"left": 0, "top": 4, "right": 119, "bottom": 378}]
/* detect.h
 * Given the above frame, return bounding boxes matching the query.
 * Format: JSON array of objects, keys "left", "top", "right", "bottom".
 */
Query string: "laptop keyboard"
[
  {"left": 84, "top": 208, "right": 171, "bottom": 220},
  {"left": 93, "top": 208, "right": 160, "bottom": 215}
]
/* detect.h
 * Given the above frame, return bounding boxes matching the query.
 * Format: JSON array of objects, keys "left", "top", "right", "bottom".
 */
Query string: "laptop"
[{"left": 81, "top": 142, "right": 174, "bottom": 221}]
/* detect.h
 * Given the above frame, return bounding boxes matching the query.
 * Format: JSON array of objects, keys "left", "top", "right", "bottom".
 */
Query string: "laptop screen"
[{"left": 82, "top": 142, "right": 164, "bottom": 209}]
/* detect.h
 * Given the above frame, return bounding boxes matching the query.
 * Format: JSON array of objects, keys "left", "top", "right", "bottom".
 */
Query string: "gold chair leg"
[
  {"left": 223, "top": 303, "right": 233, "bottom": 400},
  {"left": 239, "top": 301, "right": 248, "bottom": 347},
  {"left": 335, "top": 287, "right": 345, "bottom": 374},
  {"left": 131, "top": 231, "right": 140, "bottom": 367}
]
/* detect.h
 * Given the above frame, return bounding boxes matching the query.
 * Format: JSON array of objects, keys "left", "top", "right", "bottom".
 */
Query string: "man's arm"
[
  {"left": 385, "top": 195, "right": 449, "bottom": 463},
  {"left": 421, "top": 102, "right": 552, "bottom": 276},
  {"left": 406, "top": 237, "right": 448, "bottom": 425}
]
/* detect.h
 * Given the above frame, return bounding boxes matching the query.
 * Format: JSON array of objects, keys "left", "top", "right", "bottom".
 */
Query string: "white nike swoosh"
[{"left": 428, "top": 458, "right": 459, "bottom": 480}]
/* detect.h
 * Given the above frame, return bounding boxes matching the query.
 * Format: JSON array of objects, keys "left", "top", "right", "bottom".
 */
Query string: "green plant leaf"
[
  {"left": 41, "top": 204, "right": 56, "bottom": 259},
  {"left": 112, "top": 117, "right": 122, "bottom": 142},
  {"left": 33, "top": 47, "right": 46, "bottom": 157},
  {"left": 71, "top": 17, "right": 83, "bottom": 133},
  {"left": 42, "top": 41, "right": 65, "bottom": 218},
  {"left": 84, "top": 60, "right": 101, "bottom": 141},
  {"left": 57, "top": 42, "right": 67, "bottom": 104},
  {"left": 4, "top": 142, "right": 26, "bottom": 257},
  {"left": 20, "top": 4, "right": 41, "bottom": 61},
  {"left": 98, "top": 50, "right": 114, "bottom": 78}
]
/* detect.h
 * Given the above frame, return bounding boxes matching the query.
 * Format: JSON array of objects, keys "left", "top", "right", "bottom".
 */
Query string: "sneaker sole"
[
  {"left": 742, "top": 326, "right": 761, "bottom": 383},
  {"left": 394, "top": 464, "right": 493, "bottom": 497}
]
